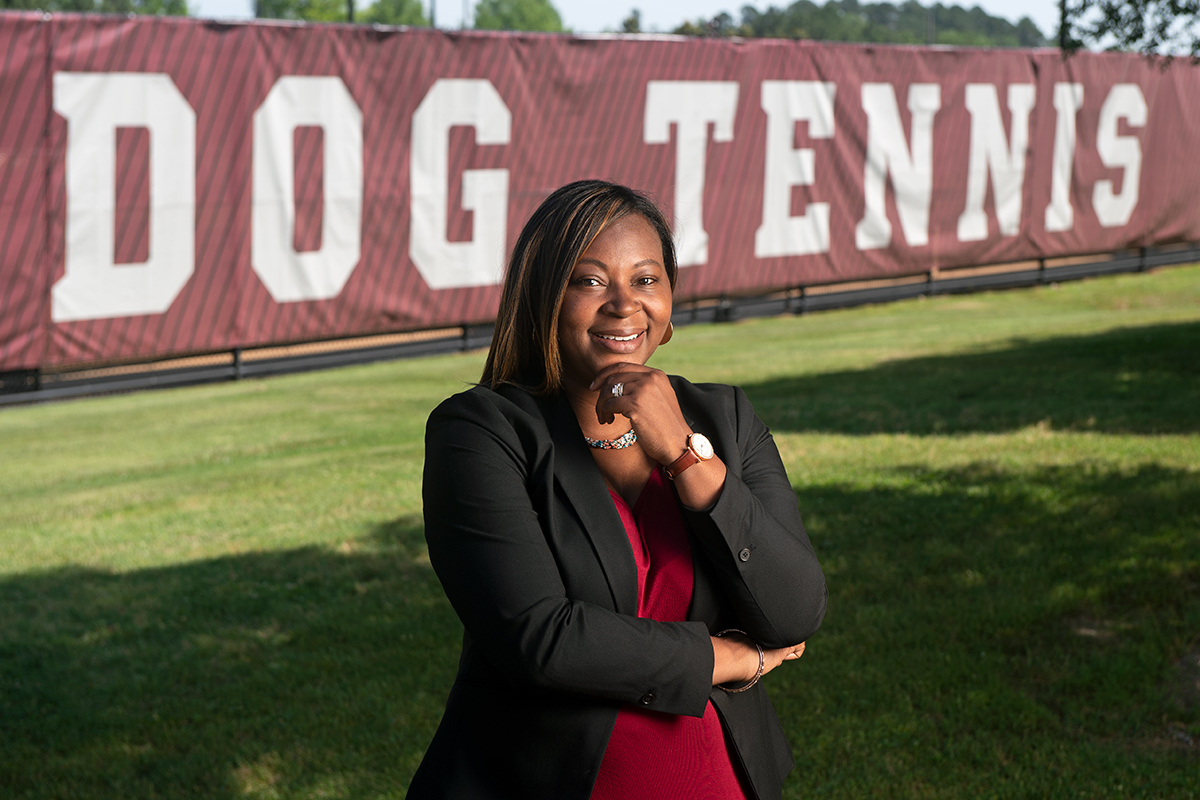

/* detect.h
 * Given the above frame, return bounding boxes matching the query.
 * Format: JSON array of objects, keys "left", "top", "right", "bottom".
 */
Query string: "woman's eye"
[
  {"left": 636, "top": 276, "right": 658, "bottom": 286},
  {"left": 574, "top": 276, "right": 601, "bottom": 287}
]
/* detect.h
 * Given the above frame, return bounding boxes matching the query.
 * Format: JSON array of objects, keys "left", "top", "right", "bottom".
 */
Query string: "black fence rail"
[{"left": 3, "top": 244, "right": 1197, "bottom": 406}]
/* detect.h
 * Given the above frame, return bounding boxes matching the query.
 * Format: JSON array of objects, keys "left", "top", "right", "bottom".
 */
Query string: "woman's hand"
[
  {"left": 588, "top": 362, "right": 691, "bottom": 466},
  {"left": 711, "top": 632, "right": 806, "bottom": 687},
  {"left": 588, "top": 363, "right": 728, "bottom": 510}
]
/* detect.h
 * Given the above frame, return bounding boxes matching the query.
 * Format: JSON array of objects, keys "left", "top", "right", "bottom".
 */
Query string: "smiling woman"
[
  {"left": 410, "top": 180, "right": 828, "bottom": 799},
  {"left": 557, "top": 214, "right": 673, "bottom": 392},
  {"left": 480, "top": 181, "right": 679, "bottom": 396}
]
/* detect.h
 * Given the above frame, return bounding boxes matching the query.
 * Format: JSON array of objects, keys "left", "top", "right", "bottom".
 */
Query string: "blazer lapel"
[{"left": 540, "top": 393, "right": 640, "bottom": 616}]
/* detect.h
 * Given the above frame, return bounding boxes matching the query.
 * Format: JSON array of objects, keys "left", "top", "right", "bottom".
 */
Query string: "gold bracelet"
[{"left": 714, "top": 628, "right": 764, "bottom": 693}]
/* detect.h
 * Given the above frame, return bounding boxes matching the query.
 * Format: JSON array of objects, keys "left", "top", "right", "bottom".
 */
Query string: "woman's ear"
[{"left": 660, "top": 321, "right": 673, "bottom": 345}]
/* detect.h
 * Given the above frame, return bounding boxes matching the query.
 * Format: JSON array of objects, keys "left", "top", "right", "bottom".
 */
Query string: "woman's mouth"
[{"left": 592, "top": 330, "right": 645, "bottom": 352}]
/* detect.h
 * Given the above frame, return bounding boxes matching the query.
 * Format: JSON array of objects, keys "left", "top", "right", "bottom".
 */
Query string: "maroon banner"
[{"left": 2, "top": 13, "right": 1198, "bottom": 371}]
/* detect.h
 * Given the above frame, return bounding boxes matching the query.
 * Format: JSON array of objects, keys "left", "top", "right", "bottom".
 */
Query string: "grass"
[{"left": 2, "top": 265, "right": 1198, "bottom": 798}]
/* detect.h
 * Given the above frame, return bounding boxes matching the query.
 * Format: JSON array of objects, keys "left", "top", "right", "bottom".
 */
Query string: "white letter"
[
  {"left": 957, "top": 83, "right": 1036, "bottom": 241},
  {"left": 410, "top": 79, "right": 511, "bottom": 290},
  {"left": 644, "top": 81, "right": 738, "bottom": 266},
  {"left": 252, "top": 76, "right": 363, "bottom": 303},
  {"left": 855, "top": 82, "right": 941, "bottom": 249},
  {"left": 51, "top": 73, "right": 195, "bottom": 322},
  {"left": 1093, "top": 84, "right": 1146, "bottom": 228},
  {"left": 755, "top": 81, "right": 836, "bottom": 258},
  {"left": 1044, "top": 83, "right": 1084, "bottom": 233}
]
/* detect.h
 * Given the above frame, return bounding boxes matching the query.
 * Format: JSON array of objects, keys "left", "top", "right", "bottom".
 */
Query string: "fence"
[{"left": 2, "top": 14, "right": 1199, "bottom": 398}]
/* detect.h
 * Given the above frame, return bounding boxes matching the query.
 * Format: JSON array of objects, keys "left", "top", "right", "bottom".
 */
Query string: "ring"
[{"left": 611, "top": 382, "right": 624, "bottom": 398}]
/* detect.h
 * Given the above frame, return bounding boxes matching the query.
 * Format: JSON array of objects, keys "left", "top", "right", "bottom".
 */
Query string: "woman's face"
[{"left": 556, "top": 214, "right": 672, "bottom": 393}]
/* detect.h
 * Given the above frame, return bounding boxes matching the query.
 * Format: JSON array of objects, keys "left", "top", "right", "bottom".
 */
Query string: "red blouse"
[{"left": 590, "top": 468, "right": 751, "bottom": 800}]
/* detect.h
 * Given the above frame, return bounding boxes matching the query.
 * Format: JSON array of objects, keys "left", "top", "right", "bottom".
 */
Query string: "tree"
[
  {"left": 1062, "top": 0, "right": 1200, "bottom": 56},
  {"left": 673, "top": 10, "right": 743, "bottom": 37},
  {"left": 256, "top": 0, "right": 346, "bottom": 21},
  {"left": 0, "top": 0, "right": 188, "bottom": 12},
  {"left": 672, "top": 1, "right": 1049, "bottom": 48},
  {"left": 620, "top": 8, "right": 641, "bottom": 33},
  {"left": 473, "top": 0, "right": 564, "bottom": 32},
  {"left": 361, "top": 0, "right": 427, "bottom": 25},
  {"left": 98, "top": 0, "right": 188, "bottom": 12}
]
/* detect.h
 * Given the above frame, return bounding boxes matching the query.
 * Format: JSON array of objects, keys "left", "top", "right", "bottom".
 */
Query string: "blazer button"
[
  {"left": 739, "top": 548, "right": 752, "bottom": 562},
  {"left": 639, "top": 692, "right": 655, "bottom": 705}
]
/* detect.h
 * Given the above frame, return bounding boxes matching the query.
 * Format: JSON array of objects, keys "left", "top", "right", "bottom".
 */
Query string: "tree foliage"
[
  {"left": 0, "top": 0, "right": 188, "bottom": 13},
  {"left": 255, "top": 0, "right": 347, "bottom": 21},
  {"left": 361, "top": 0, "right": 427, "bottom": 25},
  {"left": 473, "top": 0, "right": 564, "bottom": 32},
  {"left": 671, "top": 1, "right": 1048, "bottom": 48},
  {"left": 1063, "top": 0, "right": 1200, "bottom": 56}
]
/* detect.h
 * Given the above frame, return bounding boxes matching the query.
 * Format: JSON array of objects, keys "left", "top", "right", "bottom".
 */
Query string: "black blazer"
[{"left": 408, "top": 376, "right": 827, "bottom": 800}]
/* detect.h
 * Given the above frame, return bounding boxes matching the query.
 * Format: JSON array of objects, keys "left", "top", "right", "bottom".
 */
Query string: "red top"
[{"left": 590, "top": 468, "right": 751, "bottom": 800}]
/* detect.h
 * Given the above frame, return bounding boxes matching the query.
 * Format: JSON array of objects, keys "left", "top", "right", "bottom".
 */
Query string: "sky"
[{"left": 190, "top": 0, "right": 1063, "bottom": 44}]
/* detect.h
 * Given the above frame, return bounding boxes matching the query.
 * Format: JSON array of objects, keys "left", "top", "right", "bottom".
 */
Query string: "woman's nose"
[{"left": 603, "top": 284, "right": 639, "bottom": 316}]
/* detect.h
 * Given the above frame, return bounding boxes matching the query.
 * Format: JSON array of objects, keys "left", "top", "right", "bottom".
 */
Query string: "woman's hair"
[{"left": 480, "top": 180, "right": 678, "bottom": 395}]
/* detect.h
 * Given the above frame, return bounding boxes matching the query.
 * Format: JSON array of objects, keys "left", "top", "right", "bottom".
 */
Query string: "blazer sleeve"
[
  {"left": 680, "top": 383, "right": 828, "bottom": 649},
  {"left": 423, "top": 389, "right": 715, "bottom": 718}
]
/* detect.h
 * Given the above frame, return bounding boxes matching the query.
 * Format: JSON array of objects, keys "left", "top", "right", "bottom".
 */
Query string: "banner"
[{"left": 1, "top": 13, "right": 1198, "bottom": 370}]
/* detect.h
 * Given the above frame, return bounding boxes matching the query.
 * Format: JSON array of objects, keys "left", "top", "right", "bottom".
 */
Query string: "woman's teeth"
[{"left": 597, "top": 332, "right": 640, "bottom": 342}]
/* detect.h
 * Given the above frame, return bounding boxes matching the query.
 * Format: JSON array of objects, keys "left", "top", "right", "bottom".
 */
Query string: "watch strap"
[
  {"left": 664, "top": 446, "right": 701, "bottom": 480},
  {"left": 664, "top": 433, "right": 711, "bottom": 480}
]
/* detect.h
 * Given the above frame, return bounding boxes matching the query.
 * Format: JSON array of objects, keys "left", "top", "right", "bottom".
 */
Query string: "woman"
[{"left": 409, "top": 180, "right": 827, "bottom": 799}]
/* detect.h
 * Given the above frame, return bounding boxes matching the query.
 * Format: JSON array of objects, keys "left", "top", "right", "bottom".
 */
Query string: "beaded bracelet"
[{"left": 714, "top": 628, "right": 765, "bottom": 693}]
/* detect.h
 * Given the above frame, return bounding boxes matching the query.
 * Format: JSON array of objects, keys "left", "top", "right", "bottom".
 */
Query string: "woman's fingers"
[
  {"left": 593, "top": 369, "right": 646, "bottom": 423},
  {"left": 588, "top": 362, "right": 645, "bottom": 392},
  {"left": 762, "top": 642, "right": 807, "bottom": 674},
  {"left": 713, "top": 636, "right": 809, "bottom": 686},
  {"left": 589, "top": 364, "right": 691, "bottom": 463}
]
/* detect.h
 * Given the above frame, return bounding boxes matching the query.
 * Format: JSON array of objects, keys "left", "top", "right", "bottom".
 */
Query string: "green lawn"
[{"left": 2, "top": 265, "right": 1198, "bottom": 798}]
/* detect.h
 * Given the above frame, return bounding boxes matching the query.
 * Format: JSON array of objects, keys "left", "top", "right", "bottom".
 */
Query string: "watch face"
[{"left": 691, "top": 433, "right": 714, "bottom": 459}]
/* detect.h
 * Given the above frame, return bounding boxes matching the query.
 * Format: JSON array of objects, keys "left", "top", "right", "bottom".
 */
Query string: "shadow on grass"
[
  {"left": 0, "top": 514, "right": 459, "bottom": 800},
  {"left": 2, "top": 464, "right": 1198, "bottom": 798},
  {"left": 743, "top": 320, "right": 1200, "bottom": 435},
  {"left": 784, "top": 460, "right": 1200, "bottom": 797}
]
